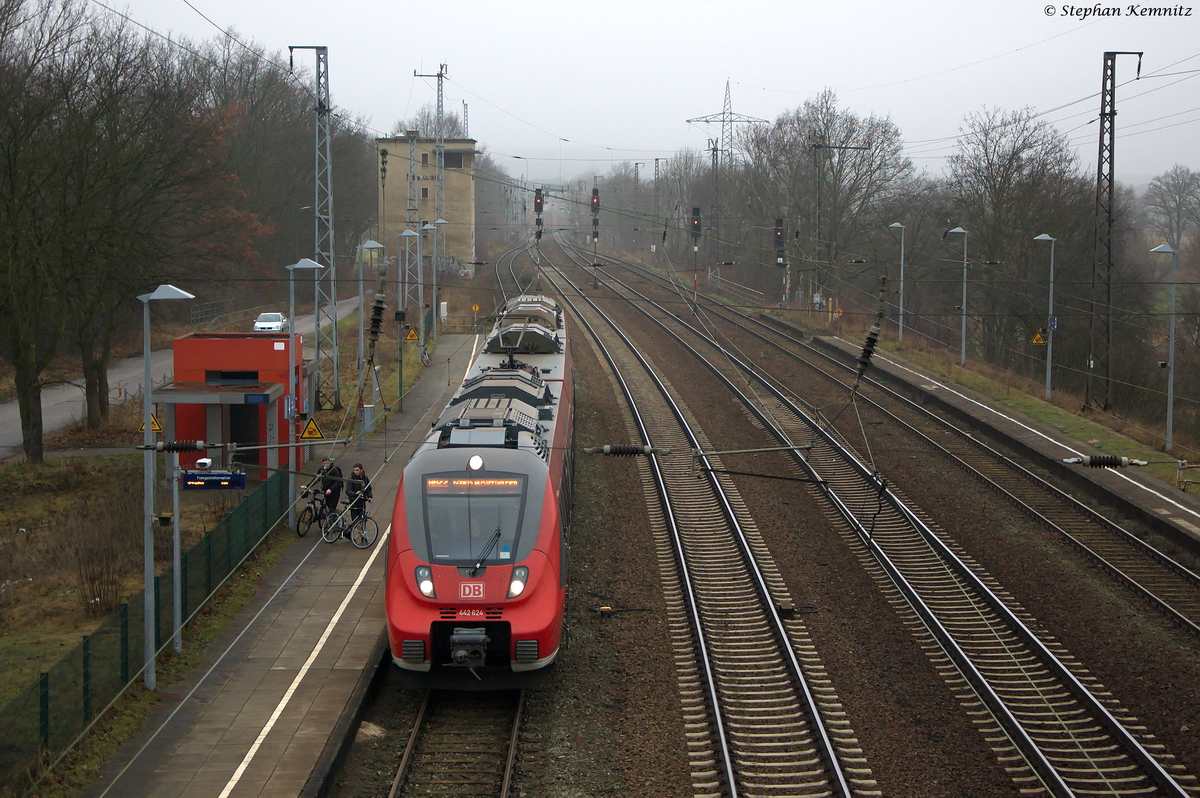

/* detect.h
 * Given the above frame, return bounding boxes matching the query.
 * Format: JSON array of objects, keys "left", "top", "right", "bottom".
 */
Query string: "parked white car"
[{"left": 253, "top": 312, "right": 288, "bottom": 332}]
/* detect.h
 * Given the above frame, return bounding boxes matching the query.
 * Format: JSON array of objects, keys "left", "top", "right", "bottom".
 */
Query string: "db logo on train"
[{"left": 460, "top": 582, "right": 485, "bottom": 599}]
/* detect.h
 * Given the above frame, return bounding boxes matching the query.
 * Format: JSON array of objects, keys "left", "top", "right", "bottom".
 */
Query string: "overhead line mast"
[
  {"left": 415, "top": 64, "right": 449, "bottom": 290},
  {"left": 1086, "top": 50, "right": 1142, "bottom": 412},
  {"left": 686, "top": 80, "right": 765, "bottom": 259},
  {"left": 289, "top": 45, "right": 341, "bottom": 410}
]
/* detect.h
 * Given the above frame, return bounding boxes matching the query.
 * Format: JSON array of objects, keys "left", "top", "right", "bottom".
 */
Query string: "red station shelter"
[{"left": 153, "top": 332, "right": 310, "bottom": 479}]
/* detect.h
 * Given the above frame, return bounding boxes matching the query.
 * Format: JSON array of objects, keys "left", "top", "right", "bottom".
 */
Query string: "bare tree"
[
  {"left": 1143, "top": 164, "right": 1200, "bottom": 249},
  {"left": 0, "top": 1, "right": 266, "bottom": 457},
  {"left": 947, "top": 106, "right": 1091, "bottom": 367},
  {"left": 390, "top": 103, "right": 464, "bottom": 139}
]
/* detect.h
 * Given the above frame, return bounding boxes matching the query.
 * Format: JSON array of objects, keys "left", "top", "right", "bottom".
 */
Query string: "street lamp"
[
  {"left": 137, "top": 284, "right": 194, "bottom": 690},
  {"left": 418, "top": 223, "right": 435, "bottom": 349},
  {"left": 357, "top": 241, "right": 385, "bottom": 373},
  {"left": 948, "top": 227, "right": 968, "bottom": 366},
  {"left": 286, "top": 258, "right": 323, "bottom": 531},
  {"left": 1035, "top": 234, "right": 1057, "bottom": 402},
  {"left": 889, "top": 223, "right": 905, "bottom": 341},
  {"left": 1151, "top": 243, "right": 1178, "bottom": 452},
  {"left": 434, "top": 219, "right": 447, "bottom": 339}
]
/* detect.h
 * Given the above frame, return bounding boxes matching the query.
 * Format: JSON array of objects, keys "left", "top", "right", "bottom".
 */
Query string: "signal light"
[
  {"left": 534, "top": 188, "right": 543, "bottom": 215},
  {"left": 691, "top": 207, "right": 701, "bottom": 242},
  {"left": 774, "top": 218, "right": 784, "bottom": 251},
  {"left": 591, "top": 188, "right": 600, "bottom": 216}
]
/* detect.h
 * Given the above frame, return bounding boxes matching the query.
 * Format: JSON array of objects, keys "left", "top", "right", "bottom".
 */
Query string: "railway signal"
[
  {"left": 534, "top": 187, "right": 543, "bottom": 216},
  {"left": 591, "top": 188, "right": 599, "bottom": 244},
  {"left": 775, "top": 218, "right": 789, "bottom": 307},
  {"left": 691, "top": 207, "right": 702, "bottom": 244}
]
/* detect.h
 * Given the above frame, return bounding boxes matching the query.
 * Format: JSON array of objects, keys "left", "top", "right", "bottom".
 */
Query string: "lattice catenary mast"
[
  {"left": 1086, "top": 50, "right": 1142, "bottom": 411},
  {"left": 686, "top": 80, "right": 765, "bottom": 257},
  {"left": 289, "top": 45, "right": 340, "bottom": 409}
]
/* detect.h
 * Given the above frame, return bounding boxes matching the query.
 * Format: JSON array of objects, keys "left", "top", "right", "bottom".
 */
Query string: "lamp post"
[
  {"left": 948, "top": 227, "right": 968, "bottom": 366},
  {"left": 137, "top": 284, "right": 194, "bottom": 690},
  {"left": 1151, "top": 243, "right": 1179, "bottom": 452},
  {"left": 287, "top": 259, "right": 323, "bottom": 530},
  {"left": 889, "top": 222, "right": 905, "bottom": 341},
  {"left": 357, "top": 241, "right": 385, "bottom": 373},
  {"left": 434, "top": 219, "right": 447, "bottom": 339},
  {"left": 1035, "top": 234, "right": 1057, "bottom": 402}
]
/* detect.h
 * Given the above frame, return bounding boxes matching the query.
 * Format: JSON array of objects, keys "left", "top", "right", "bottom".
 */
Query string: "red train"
[{"left": 386, "top": 295, "right": 574, "bottom": 684}]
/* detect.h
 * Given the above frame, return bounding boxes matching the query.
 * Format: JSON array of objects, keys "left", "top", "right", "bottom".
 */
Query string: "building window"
[
  {"left": 421, "top": 187, "right": 429, "bottom": 199},
  {"left": 444, "top": 152, "right": 464, "bottom": 169},
  {"left": 421, "top": 153, "right": 428, "bottom": 165},
  {"left": 206, "top": 370, "right": 259, "bottom": 383}
]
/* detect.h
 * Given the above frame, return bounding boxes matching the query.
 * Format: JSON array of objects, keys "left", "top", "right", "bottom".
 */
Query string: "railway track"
[
  {"left": 583, "top": 242, "right": 1200, "bottom": 636},
  {"left": 552, "top": 237, "right": 1200, "bottom": 796},
  {"left": 546, "top": 257, "right": 877, "bottom": 797},
  {"left": 387, "top": 689, "right": 524, "bottom": 798}
]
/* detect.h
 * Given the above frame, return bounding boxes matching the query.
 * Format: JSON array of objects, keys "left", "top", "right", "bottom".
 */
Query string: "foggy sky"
[{"left": 106, "top": 0, "right": 1200, "bottom": 187}]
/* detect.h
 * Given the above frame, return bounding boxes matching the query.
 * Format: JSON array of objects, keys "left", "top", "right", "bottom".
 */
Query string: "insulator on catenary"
[
  {"left": 154, "top": 440, "right": 206, "bottom": 452},
  {"left": 1063, "top": 455, "right": 1148, "bottom": 468},
  {"left": 857, "top": 325, "right": 881, "bottom": 371},
  {"left": 584, "top": 444, "right": 666, "bottom": 456},
  {"left": 368, "top": 294, "right": 386, "bottom": 342}
]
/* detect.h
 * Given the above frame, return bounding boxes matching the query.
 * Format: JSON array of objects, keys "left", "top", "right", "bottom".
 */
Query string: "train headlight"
[
  {"left": 468, "top": 454, "right": 484, "bottom": 471},
  {"left": 506, "top": 566, "right": 529, "bottom": 599},
  {"left": 415, "top": 566, "right": 435, "bottom": 598}
]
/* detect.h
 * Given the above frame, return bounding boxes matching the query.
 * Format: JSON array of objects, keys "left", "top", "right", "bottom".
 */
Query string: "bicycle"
[
  {"left": 296, "top": 489, "right": 328, "bottom": 538},
  {"left": 322, "top": 498, "right": 379, "bottom": 549}
]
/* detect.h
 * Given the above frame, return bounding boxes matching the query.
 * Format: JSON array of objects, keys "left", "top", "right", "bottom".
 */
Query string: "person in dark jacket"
[
  {"left": 345, "top": 462, "right": 372, "bottom": 525},
  {"left": 318, "top": 458, "right": 342, "bottom": 521}
]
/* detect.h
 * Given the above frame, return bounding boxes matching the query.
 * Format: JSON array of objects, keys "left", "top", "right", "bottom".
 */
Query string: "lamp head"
[{"left": 138, "top": 284, "right": 195, "bottom": 303}]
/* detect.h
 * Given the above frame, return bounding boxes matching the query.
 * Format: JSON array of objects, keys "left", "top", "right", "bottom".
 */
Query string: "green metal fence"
[{"left": 0, "top": 471, "right": 288, "bottom": 795}]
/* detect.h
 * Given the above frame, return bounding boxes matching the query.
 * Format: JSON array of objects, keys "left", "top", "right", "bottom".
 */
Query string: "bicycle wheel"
[
  {"left": 351, "top": 517, "right": 379, "bottom": 549},
  {"left": 297, "top": 506, "right": 315, "bottom": 537},
  {"left": 322, "top": 512, "right": 343, "bottom": 543}
]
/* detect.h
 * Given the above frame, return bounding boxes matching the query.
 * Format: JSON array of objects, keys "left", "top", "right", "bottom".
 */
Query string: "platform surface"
[{"left": 85, "top": 334, "right": 480, "bottom": 798}]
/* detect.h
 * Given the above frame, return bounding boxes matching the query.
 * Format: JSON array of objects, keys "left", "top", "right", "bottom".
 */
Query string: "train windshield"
[{"left": 422, "top": 472, "right": 528, "bottom": 564}]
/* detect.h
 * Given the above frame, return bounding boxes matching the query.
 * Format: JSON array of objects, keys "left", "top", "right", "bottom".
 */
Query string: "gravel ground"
[{"left": 595, "top": 287, "right": 1018, "bottom": 796}]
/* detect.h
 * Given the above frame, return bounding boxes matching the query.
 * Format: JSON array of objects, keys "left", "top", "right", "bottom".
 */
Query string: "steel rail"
[
  {"left": 546, "top": 257, "right": 859, "bottom": 797},
  {"left": 592, "top": 243, "right": 1200, "bottom": 636},
  {"left": 561, "top": 238, "right": 1195, "bottom": 797}
]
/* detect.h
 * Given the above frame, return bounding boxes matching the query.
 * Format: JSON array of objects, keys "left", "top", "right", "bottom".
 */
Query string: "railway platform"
[
  {"left": 84, "top": 334, "right": 480, "bottom": 798},
  {"left": 808, "top": 330, "right": 1200, "bottom": 556}
]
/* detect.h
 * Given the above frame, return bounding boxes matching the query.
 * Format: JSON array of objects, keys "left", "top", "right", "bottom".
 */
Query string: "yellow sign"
[
  {"left": 834, "top": 308, "right": 843, "bottom": 318},
  {"left": 404, "top": 327, "right": 419, "bottom": 341},
  {"left": 1031, "top": 331, "right": 1046, "bottom": 345},
  {"left": 300, "top": 418, "right": 325, "bottom": 440},
  {"left": 471, "top": 304, "right": 480, "bottom": 312},
  {"left": 139, "top": 414, "right": 163, "bottom": 433}
]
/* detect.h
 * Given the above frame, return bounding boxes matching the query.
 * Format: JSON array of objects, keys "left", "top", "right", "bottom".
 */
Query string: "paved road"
[{"left": 0, "top": 298, "right": 359, "bottom": 462}]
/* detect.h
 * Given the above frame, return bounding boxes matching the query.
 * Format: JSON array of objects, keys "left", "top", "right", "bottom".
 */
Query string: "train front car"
[{"left": 387, "top": 296, "right": 573, "bottom": 686}]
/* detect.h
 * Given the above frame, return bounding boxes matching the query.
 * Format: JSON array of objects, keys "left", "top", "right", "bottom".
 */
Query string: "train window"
[{"left": 422, "top": 472, "right": 527, "bottom": 565}]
